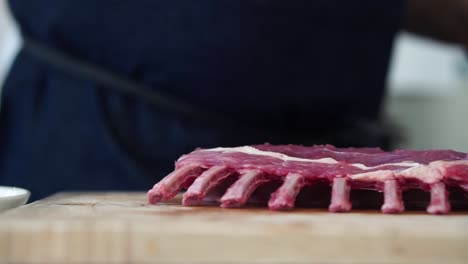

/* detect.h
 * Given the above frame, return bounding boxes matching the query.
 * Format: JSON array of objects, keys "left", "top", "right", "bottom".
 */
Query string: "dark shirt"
[{"left": 0, "top": 0, "right": 403, "bottom": 200}]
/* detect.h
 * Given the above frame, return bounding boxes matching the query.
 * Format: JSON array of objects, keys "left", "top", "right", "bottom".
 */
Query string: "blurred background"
[
  {"left": 385, "top": 32, "right": 468, "bottom": 152},
  {"left": 1, "top": 0, "right": 467, "bottom": 151}
]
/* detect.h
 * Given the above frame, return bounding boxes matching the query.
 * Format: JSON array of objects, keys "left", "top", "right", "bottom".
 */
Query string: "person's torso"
[{"left": 9, "top": 0, "right": 400, "bottom": 126}]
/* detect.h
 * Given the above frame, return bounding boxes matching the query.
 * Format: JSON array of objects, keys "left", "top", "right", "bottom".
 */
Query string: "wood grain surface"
[{"left": 0, "top": 192, "right": 467, "bottom": 264}]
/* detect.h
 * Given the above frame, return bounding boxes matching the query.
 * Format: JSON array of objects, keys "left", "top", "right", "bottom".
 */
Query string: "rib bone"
[
  {"left": 268, "top": 173, "right": 305, "bottom": 210},
  {"left": 147, "top": 164, "right": 203, "bottom": 204},
  {"left": 182, "top": 166, "right": 232, "bottom": 206},
  {"left": 427, "top": 182, "right": 450, "bottom": 214},
  {"left": 329, "top": 177, "right": 352, "bottom": 212},
  {"left": 381, "top": 179, "right": 404, "bottom": 214},
  {"left": 220, "top": 169, "right": 266, "bottom": 208}
]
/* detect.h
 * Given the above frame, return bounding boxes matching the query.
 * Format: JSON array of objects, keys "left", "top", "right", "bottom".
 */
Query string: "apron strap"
[
  {"left": 22, "top": 36, "right": 239, "bottom": 127},
  {"left": 21, "top": 36, "right": 395, "bottom": 148}
]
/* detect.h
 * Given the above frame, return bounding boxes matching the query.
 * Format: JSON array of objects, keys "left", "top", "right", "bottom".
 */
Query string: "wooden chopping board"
[{"left": 0, "top": 192, "right": 467, "bottom": 264}]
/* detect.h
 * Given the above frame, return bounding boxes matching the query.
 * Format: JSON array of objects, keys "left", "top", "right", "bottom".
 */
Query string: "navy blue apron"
[{"left": 0, "top": 0, "right": 403, "bottom": 200}]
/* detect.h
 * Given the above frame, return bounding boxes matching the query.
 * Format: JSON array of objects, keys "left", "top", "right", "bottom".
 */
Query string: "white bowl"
[{"left": 0, "top": 186, "right": 30, "bottom": 213}]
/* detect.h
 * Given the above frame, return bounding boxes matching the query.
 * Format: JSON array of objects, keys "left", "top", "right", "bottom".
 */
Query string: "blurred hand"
[{"left": 404, "top": 0, "right": 468, "bottom": 48}]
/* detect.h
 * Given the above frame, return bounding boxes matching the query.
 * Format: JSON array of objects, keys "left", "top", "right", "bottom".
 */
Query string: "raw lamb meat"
[{"left": 147, "top": 144, "right": 468, "bottom": 214}]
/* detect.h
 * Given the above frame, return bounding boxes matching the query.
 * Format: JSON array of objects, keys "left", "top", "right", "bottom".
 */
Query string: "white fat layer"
[
  {"left": 350, "top": 170, "right": 394, "bottom": 181},
  {"left": 201, "top": 146, "right": 420, "bottom": 170},
  {"left": 189, "top": 146, "right": 468, "bottom": 184}
]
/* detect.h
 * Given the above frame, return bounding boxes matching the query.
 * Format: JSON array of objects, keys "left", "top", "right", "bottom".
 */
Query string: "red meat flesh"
[{"left": 148, "top": 144, "right": 468, "bottom": 214}]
